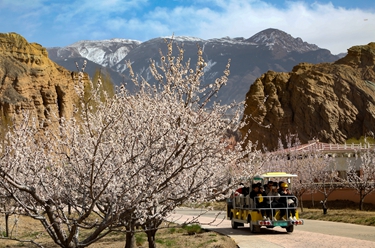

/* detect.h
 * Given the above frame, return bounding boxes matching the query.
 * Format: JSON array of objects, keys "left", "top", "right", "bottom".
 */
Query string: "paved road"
[{"left": 169, "top": 208, "right": 375, "bottom": 248}]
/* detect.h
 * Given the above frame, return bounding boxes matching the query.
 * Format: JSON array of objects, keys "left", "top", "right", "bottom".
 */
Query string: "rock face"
[
  {"left": 0, "top": 33, "right": 80, "bottom": 128},
  {"left": 241, "top": 42, "right": 375, "bottom": 151}
]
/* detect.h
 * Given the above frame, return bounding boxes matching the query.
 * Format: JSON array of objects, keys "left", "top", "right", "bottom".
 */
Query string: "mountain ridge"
[
  {"left": 46, "top": 28, "right": 342, "bottom": 105},
  {"left": 247, "top": 28, "right": 320, "bottom": 53}
]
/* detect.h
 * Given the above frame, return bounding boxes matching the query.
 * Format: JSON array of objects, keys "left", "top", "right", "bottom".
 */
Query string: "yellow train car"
[{"left": 226, "top": 172, "right": 304, "bottom": 233}]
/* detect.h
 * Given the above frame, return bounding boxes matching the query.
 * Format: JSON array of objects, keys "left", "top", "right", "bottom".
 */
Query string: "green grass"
[
  {"left": 155, "top": 238, "right": 177, "bottom": 247},
  {"left": 196, "top": 239, "right": 219, "bottom": 248},
  {"left": 299, "top": 208, "right": 375, "bottom": 226},
  {"left": 135, "top": 232, "right": 147, "bottom": 246},
  {"left": 298, "top": 199, "right": 375, "bottom": 226},
  {"left": 345, "top": 136, "right": 375, "bottom": 144},
  {"left": 0, "top": 216, "right": 238, "bottom": 248},
  {"left": 182, "top": 224, "right": 203, "bottom": 235}
]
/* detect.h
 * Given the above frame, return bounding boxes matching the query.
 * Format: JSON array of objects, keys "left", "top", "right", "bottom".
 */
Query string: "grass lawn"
[
  {"left": 298, "top": 200, "right": 375, "bottom": 226},
  {"left": 299, "top": 208, "right": 375, "bottom": 226}
]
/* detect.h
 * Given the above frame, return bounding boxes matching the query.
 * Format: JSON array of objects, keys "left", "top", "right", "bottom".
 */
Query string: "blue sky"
[{"left": 0, "top": 0, "right": 374, "bottom": 54}]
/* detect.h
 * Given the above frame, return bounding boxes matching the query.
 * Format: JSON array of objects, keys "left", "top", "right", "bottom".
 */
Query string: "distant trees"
[
  {"left": 263, "top": 149, "right": 332, "bottom": 212},
  {"left": 0, "top": 39, "right": 258, "bottom": 248},
  {"left": 289, "top": 152, "right": 332, "bottom": 212},
  {"left": 338, "top": 148, "right": 375, "bottom": 210},
  {"left": 261, "top": 137, "right": 339, "bottom": 212},
  {"left": 312, "top": 159, "right": 340, "bottom": 213},
  {"left": 262, "top": 137, "right": 375, "bottom": 212}
]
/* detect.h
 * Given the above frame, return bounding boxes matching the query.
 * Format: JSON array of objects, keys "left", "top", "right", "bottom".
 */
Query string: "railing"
[
  {"left": 232, "top": 194, "right": 298, "bottom": 219},
  {"left": 297, "top": 142, "right": 371, "bottom": 152}
]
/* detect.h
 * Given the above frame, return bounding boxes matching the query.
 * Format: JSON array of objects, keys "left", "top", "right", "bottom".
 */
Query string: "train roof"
[{"left": 259, "top": 172, "right": 298, "bottom": 178}]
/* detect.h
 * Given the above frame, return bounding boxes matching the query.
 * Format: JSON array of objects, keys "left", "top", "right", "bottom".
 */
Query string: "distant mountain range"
[{"left": 47, "top": 28, "right": 344, "bottom": 105}]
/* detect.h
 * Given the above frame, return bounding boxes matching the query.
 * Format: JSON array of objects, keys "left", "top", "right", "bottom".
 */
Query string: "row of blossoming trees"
[
  {"left": 261, "top": 138, "right": 375, "bottom": 211},
  {"left": 0, "top": 40, "right": 261, "bottom": 248}
]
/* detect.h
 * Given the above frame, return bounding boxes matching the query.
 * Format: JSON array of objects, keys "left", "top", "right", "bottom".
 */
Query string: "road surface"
[{"left": 169, "top": 208, "right": 375, "bottom": 248}]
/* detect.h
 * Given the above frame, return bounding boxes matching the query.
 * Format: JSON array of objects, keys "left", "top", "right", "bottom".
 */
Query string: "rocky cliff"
[
  {"left": 241, "top": 42, "right": 375, "bottom": 151},
  {"left": 0, "top": 33, "right": 81, "bottom": 129}
]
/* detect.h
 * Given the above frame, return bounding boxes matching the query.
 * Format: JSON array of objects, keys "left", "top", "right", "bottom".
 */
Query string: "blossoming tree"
[
  {"left": 261, "top": 137, "right": 334, "bottom": 212},
  {"left": 0, "top": 39, "right": 259, "bottom": 248},
  {"left": 341, "top": 148, "right": 375, "bottom": 210}
]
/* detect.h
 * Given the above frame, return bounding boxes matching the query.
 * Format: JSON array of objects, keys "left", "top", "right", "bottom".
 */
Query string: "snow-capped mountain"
[
  {"left": 48, "top": 38, "right": 141, "bottom": 68},
  {"left": 47, "top": 28, "right": 341, "bottom": 105},
  {"left": 247, "top": 28, "right": 319, "bottom": 53}
]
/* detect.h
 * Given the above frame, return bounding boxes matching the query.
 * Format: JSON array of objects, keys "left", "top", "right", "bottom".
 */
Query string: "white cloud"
[
  {"left": 0, "top": 0, "right": 373, "bottom": 53},
  {"left": 137, "top": 0, "right": 375, "bottom": 54}
]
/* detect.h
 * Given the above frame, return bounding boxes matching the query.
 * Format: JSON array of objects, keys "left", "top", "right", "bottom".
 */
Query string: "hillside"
[
  {"left": 0, "top": 33, "right": 82, "bottom": 129},
  {"left": 241, "top": 42, "right": 375, "bottom": 151}
]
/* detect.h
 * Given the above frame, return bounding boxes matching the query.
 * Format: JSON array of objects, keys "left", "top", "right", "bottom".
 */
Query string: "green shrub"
[
  {"left": 182, "top": 224, "right": 202, "bottom": 235},
  {"left": 346, "top": 136, "right": 375, "bottom": 144},
  {"left": 365, "top": 217, "right": 375, "bottom": 225}
]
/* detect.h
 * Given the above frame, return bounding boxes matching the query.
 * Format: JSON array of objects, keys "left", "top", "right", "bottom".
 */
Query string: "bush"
[{"left": 182, "top": 224, "right": 202, "bottom": 235}]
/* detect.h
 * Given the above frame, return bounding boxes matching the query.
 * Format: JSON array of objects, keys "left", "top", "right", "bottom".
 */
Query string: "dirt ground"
[{"left": 0, "top": 214, "right": 237, "bottom": 248}]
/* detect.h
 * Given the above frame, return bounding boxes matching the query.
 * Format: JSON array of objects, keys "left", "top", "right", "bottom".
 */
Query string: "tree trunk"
[
  {"left": 320, "top": 199, "right": 328, "bottom": 214},
  {"left": 359, "top": 190, "right": 364, "bottom": 211},
  {"left": 146, "top": 229, "right": 157, "bottom": 248},
  {"left": 124, "top": 231, "right": 135, "bottom": 248},
  {"left": 298, "top": 196, "right": 304, "bottom": 212},
  {"left": 124, "top": 221, "right": 136, "bottom": 248},
  {"left": 5, "top": 213, "right": 9, "bottom": 237}
]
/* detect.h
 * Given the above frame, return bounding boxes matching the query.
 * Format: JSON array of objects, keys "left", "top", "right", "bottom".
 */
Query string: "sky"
[{"left": 0, "top": 0, "right": 374, "bottom": 54}]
